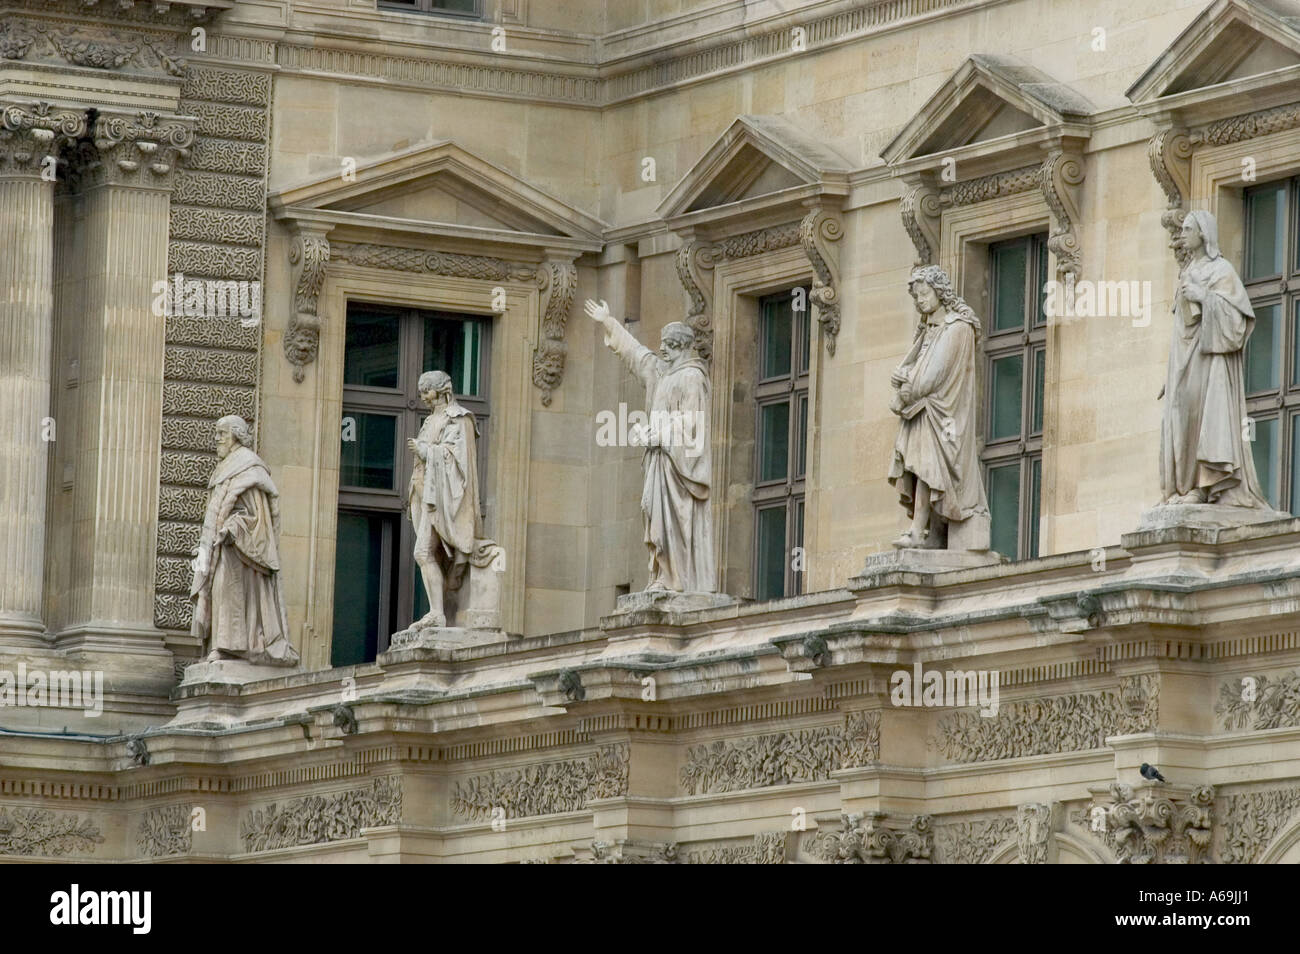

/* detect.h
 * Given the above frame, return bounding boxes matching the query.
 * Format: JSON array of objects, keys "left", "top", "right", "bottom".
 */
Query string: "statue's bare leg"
[
  {"left": 413, "top": 521, "right": 447, "bottom": 627},
  {"left": 895, "top": 478, "right": 935, "bottom": 548}
]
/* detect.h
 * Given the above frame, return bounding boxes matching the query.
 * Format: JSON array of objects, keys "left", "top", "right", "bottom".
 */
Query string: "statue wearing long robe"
[
  {"left": 409, "top": 402, "right": 481, "bottom": 590},
  {"left": 1160, "top": 210, "right": 1270, "bottom": 508},
  {"left": 888, "top": 309, "right": 992, "bottom": 541},
  {"left": 190, "top": 445, "right": 299, "bottom": 665},
  {"left": 603, "top": 320, "right": 715, "bottom": 593}
]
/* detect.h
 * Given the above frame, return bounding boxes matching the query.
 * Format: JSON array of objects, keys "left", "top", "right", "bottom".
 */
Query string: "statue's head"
[
  {"left": 659, "top": 321, "right": 695, "bottom": 364},
  {"left": 1179, "top": 209, "right": 1220, "bottom": 260},
  {"left": 907, "top": 264, "right": 978, "bottom": 336},
  {"left": 215, "top": 415, "right": 253, "bottom": 459},
  {"left": 418, "top": 369, "right": 455, "bottom": 408}
]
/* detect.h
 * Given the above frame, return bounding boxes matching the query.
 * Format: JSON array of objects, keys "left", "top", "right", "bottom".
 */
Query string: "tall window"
[
  {"left": 753, "top": 288, "right": 810, "bottom": 600},
  {"left": 983, "top": 234, "right": 1047, "bottom": 561},
  {"left": 1243, "top": 178, "right": 1300, "bottom": 512},
  {"left": 378, "top": 0, "right": 481, "bottom": 17},
  {"left": 333, "top": 303, "right": 490, "bottom": 666}
]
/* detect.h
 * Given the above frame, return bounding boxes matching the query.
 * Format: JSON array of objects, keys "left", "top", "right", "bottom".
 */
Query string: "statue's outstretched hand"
[{"left": 584, "top": 299, "right": 613, "bottom": 325}]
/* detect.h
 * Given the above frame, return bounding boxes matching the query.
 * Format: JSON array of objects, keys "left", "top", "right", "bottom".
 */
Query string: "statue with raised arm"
[
  {"left": 585, "top": 299, "right": 716, "bottom": 593},
  {"left": 1158, "top": 210, "right": 1271, "bottom": 510},
  {"left": 190, "top": 416, "right": 300, "bottom": 666},
  {"left": 887, "top": 265, "right": 992, "bottom": 552}
]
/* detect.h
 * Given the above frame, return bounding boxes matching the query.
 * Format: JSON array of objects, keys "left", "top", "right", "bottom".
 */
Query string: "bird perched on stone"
[{"left": 1140, "top": 763, "right": 1166, "bottom": 783}]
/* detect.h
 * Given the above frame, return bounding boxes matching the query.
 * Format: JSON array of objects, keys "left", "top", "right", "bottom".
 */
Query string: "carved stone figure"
[
  {"left": 887, "top": 265, "right": 992, "bottom": 552},
  {"left": 405, "top": 370, "right": 504, "bottom": 631},
  {"left": 584, "top": 299, "right": 716, "bottom": 594},
  {"left": 189, "top": 416, "right": 300, "bottom": 666},
  {"left": 1159, "top": 210, "right": 1271, "bottom": 509}
]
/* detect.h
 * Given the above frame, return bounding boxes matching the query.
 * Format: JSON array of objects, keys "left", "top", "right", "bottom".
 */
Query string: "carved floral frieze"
[
  {"left": 0, "top": 806, "right": 104, "bottom": 857},
  {"left": 241, "top": 776, "right": 402, "bottom": 853},
  {"left": 451, "top": 744, "right": 630, "bottom": 820}
]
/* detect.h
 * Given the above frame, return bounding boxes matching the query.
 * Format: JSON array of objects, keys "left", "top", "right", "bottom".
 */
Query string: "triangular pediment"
[
  {"left": 881, "top": 55, "right": 1094, "bottom": 165},
  {"left": 659, "top": 115, "right": 852, "bottom": 223},
  {"left": 270, "top": 140, "right": 605, "bottom": 250},
  {"left": 1127, "top": 0, "right": 1300, "bottom": 103}
]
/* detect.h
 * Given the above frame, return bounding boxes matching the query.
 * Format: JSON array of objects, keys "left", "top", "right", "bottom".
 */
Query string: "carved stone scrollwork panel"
[
  {"left": 799, "top": 208, "right": 843, "bottom": 355},
  {"left": 284, "top": 229, "right": 331, "bottom": 384},
  {"left": 1037, "top": 150, "right": 1085, "bottom": 281},
  {"left": 532, "top": 257, "right": 577, "bottom": 405}
]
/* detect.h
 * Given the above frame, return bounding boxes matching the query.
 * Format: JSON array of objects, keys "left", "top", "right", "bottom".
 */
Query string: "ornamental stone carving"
[
  {"left": 0, "top": 101, "right": 87, "bottom": 173},
  {"left": 935, "top": 815, "right": 1016, "bottom": 864},
  {"left": 809, "top": 813, "right": 932, "bottom": 864},
  {"left": 330, "top": 242, "right": 536, "bottom": 282},
  {"left": 1147, "top": 127, "right": 1193, "bottom": 268},
  {"left": 1037, "top": 150, "right": 1085, "bottom": 280},
  {"left": 714, "top": 222, "right": 801, "bottom": 259},
  {"left": 1192, "top": 102, "right": 1300, "bottom": 149},
  {"left": 240, "top": 776, "right": 402, "bottom": 852},
  {"left": 532, "top": 258, "right": 578, "bottom": 405},
  {"left": 0, "top": 807, "right": 104, "bottom": 857},
  {"left": 939, "top": 164, "right": 1040, "bottom": 208},
  {"left": 136, "top": 804, "right": 194, "bottom": 857},
  {"left": 900, "top": 180, "right": 941, "bottom": 265},
  {"left": 679, "top": 711, "right": 880, "bottom": 795},
  {"left": 1016, "top": 802, "right": 1057, "bottom": 864},
  {"left": 1090, "top": 783, "right": 1214, "bottom": 865},
  {"left": 284, "top": 229, "right": 330, "bottom": 383},
  {"left": 799, "top": 208, "right": 843, "bottom": 355},
  {"left": 451, "top": 744, "right": 630, "bottom": 820},
  {"left": 66, "top": 109, "right": 196, "bottom": 190},
  {"left": 686, "top": 831, "right": 790, "bottom": 864},
  {"left": 588, "top": 839, "right": 679, "bottom": 864},
  {"left": 674, "top": 237, "right": 716, "bottom": 363},
  {"left": 1216, "top": 670, "right": 1300, "bottom": 730},
  {"left": 1219, "top": 787, "right": 1300, "bottom": 864}
]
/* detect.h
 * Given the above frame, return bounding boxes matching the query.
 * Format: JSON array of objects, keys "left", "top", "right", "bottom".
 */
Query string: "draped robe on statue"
[
  {"left": 604, "top": 320, "right": 715, "bottom": 592},
  {"left": 190, "top": 445, "right": 300, "bottom": 665},
  {"left": 409, "top": 403, "right": 481, "bottom": 589},
  {"left": 888, "top": 310, "right": 991, "bottom": 541},
  {"left": 1160, "top": 212, "right": 1270, "bottom": 508}
]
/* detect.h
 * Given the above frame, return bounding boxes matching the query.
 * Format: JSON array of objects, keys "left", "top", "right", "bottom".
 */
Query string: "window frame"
[{"left": 377, "top": 0, "right": 483, "bottom": 19}]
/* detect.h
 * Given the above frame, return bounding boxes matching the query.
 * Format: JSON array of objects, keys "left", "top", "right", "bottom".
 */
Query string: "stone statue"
[
  {"left": 190, "top": 416, "right": 300, "bottom": 666},
  {"left": 887, "top": 265, "right": 992, "bottom": 552},
  {"left": 1158, "top": 209, "right": 1270, "bottom": 509},
  {"left": 406, "top": 370, "right": 504, "bottom": 631},
  {"left": 584, "top": 299, "right": 716, "bottom": 593}
]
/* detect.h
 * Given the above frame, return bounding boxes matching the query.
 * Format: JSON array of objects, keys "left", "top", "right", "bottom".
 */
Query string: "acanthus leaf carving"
[
  {"left": 808, "top": 812, "right": 932, "bottom": 864},
  {"left": 1219, "top": 786, "right": 1300, "bottom": 864},
  {"left": 1037, "top": 150, "right": 1085, "bottom": 281},
  {"left": 284, "top": 230, "right": 331, "bottom": 384},
  {"left": 136, "top": 803, "right": 194, "bottom": 857},
  {"left": 451, "top": 743, "right": 630, "bottom": 820},
  {"left": 1216, "top": 669, "right": 1300, "bottom": 730},
  {"left": 1147, "top": 127, "right": 1193, "bottom": 269},
  {"left": 899, "top": 181, "right": 941, "bottom": 266},
  {"left": 240, "top": 776, "right": 402, "bottom": 852},
  {"left": 532, "top": 257, "right": 578, "bottom": 405},
  {"left": 0, "top": 101, "right": 88, "bottom": 172},
  {"left": 1090, "top": 783, "right": 1214, "bottom": 864},
  {"left": 0, "top": 806, "right": 104, "bottom": 857},
  {"left": 935, "top": 815, "right": 1017, "bottom": 864},
  {"left": 799, "top": 208, "right": 843, "bottom": 356},
  {"left": 674, "top": 237, "right": 717, "bottom": 364}
]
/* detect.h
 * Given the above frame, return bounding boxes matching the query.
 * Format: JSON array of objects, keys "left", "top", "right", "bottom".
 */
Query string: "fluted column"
[
  {"left": 0, "top": 103, "right": 86, "bottom": 643},
  {"left": 60, "top": 110, "right": 195, "bottom": 644}
]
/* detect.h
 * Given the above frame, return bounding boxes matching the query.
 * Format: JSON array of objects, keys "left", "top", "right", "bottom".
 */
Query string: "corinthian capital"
[
  {"left": 0, "top": 102, "right": 87, "bottom": 178},
  {"left": 80, "top": 109, "right": 196, "bottom": 190}
]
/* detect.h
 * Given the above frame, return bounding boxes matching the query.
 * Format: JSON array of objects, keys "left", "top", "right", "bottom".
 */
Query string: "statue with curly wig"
[{"left": 887, "top": 265, "right": 992, "bottom": 552}]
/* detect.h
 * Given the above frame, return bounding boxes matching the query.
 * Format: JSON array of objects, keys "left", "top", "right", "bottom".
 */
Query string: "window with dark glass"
[
  {"left": 753, "top": 288, "right": 810, "bottom": 600},
  {"left": 378, "top": 0, "right": 481, "bottom": 18},
  {"left": 982, "top": 234, "right": 1048, "bottom": 561},
  {"left": 1243, "top": 177, "right": 1300, "bottom": 512},
  {"left": 332, "top": 303, "right": 490, "bottom": 666}
]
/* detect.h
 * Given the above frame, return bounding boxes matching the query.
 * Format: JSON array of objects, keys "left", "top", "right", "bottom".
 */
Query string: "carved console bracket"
[
  {"left": 532, "top": 254, "right": 578, "bottom": 405},
  {"left": 1147, "top": 126, "right": 1194, "bottom": 269},
  {"left": 1037, "top": 148, "right": 1085, "bottom": 281},
  {"left": 900, "top": 177, "right": 941, "bottom": 266},
  {"left": 799, "top": 205, "right": 844, "bottom": 355},
  {"left": 674, "top": 235, "right": 718, "bottom": 363},
  {"left": 284, "top": 226, "right": 332, "bottom": 384}
]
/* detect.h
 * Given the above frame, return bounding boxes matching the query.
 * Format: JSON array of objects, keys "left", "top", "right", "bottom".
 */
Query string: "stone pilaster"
[
  {"left": 0, "top": 103, "right": 86, "bottom": 644},
  {"left": 58, "top": 109, "right": 194, "bottom": 657}
]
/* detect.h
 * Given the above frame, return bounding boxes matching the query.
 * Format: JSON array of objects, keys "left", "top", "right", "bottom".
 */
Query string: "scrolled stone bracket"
[
  {"left": 0, "top": 101, "right": 88, "bottom": 176},
  {"left": 284, "top": 225, "right": 333, "bottom": 384},
  {"left": 1147, "top": 126, "right": 1193, "bottom": 269},
  {"left": 1037, "top": 148, "right": 1085, "bottom": 282},
  {"left": 674, "top": 234, "right": 718, "bottom": 363},
  {"left": 799, "top": 205, "right": 843, "bottom": 356},
  {"left": 899, "top": 176, "right": 941, "bottom": 266},
  {"left": 532, "top": 253, "right": 578, "bottom": 406}
]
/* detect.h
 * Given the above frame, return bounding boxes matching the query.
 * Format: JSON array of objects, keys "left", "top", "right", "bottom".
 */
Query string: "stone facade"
[{"left": 5, "top": 0, "right": 1300, "bottom": 862}]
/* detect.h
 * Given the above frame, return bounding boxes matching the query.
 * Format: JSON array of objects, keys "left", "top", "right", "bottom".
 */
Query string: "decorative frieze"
[
  {"left": 1216, "top": 670, "right": 1300, "bottom": 730},
  {"left": 934, "top": 680, "right": 1156, "bottom": 764},
  {"left": 686, "top": 831, "right": 790, "bottom": 864},
  {"left": 241, "top": 776, "right": 403, "bottom": 853},
  {"left": 1219, "top": 787, "right": 1300, "bottom": 864},
  {"left": 935, "top": 815, "right": 1017, "bottom": 864},
  {"left": 531, "top": 258, "right": 578, "bottom": 405},
  {"left": 679, "top": 711, "right": 880, "bottom": 795},
  {"left": 713, "top": 222, "right": 802, "bottom": 260},
  {"left": 1192, "top": 103, "right": 1300, "bottom": 148},
  {"left": 588, "top": 839, "right": 679, "bottom": 864},
  {"left": 136, "top": 804, "right": 194, "bottom": 857},
  {"left": 809, "top": 812, "right": 932, "bottom": 864},
  {"left": 939, "top": 165, "right": 1039, "bottom": 208},
  {"left": 0, "top": 807, "right": 104, "bottom": 857},
  {"left": 0, "top": 20, "right": 187, "bottom": 76},
  {"left": 451, "top": 744, "right": 630, "bottom": 820},
  {"left": 330, "top": 242, "right": 536, "bottom": 282}
]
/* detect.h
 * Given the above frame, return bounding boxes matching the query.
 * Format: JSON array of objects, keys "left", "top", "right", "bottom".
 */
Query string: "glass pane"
[
  {"left": 1034, "top": 237, "right": 1049, "bottom": 326},
  {"left": 1291, "top": 415, "right": 1300, "bottom": 515},
  {"left": 1246, "top": 302, "right": 1281, "bottom": 394},
  {"left": 759, "top": 401, "right": 790, "bottom": 482},
  {"left": 331, "top": 512, "right": 386, "bottom": 667},
  {"left": 424, "top": 314, "right": 485, "bottom": 396},
  {"left": 1031, "top": 348, "right": 1045, "bottom": 435},
  {"left": 989, "top": 353, "right": 1024, "bottom": 440},
  {"left": 761, "top": 297, "right": 793, "bottom": 379},
  {"left": 1291, "top": 301, "right": 1300, "bottom": 388},
  {"left": 1029, "top": 457, "right": 1041, "bottom": 560},
  {"left": 339, "top": 412, "right": 397, "bottom": 489},
  {"left": 755, "top": 505, "right": 787, "bottom": 601},
  {"left": 344, "top": 309, "right": 400, "bottom": 388},
  {"left": 796, "top": 393, "right": 808, "bottom": 477},
  {"left": 987, "top": 463, "right": 1021, "bottom": 560},
  {"left": 992, "top": 239, "right": 1028, "bottom": 332},
  {"left": 798, "top": 293, "right": 811, "bottom": 373},
  {"left": 794, "top": 500, "right": 805, "bottom": 596},
  {"left": 1245, "top": 184, "right": 1285, "bottom": 280},
  {"left": 433, "top": 0, "right": 477, "bottom": 11},
  {"left": 1250, "top": 416, "right": 1279, "bottom": 510}
]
